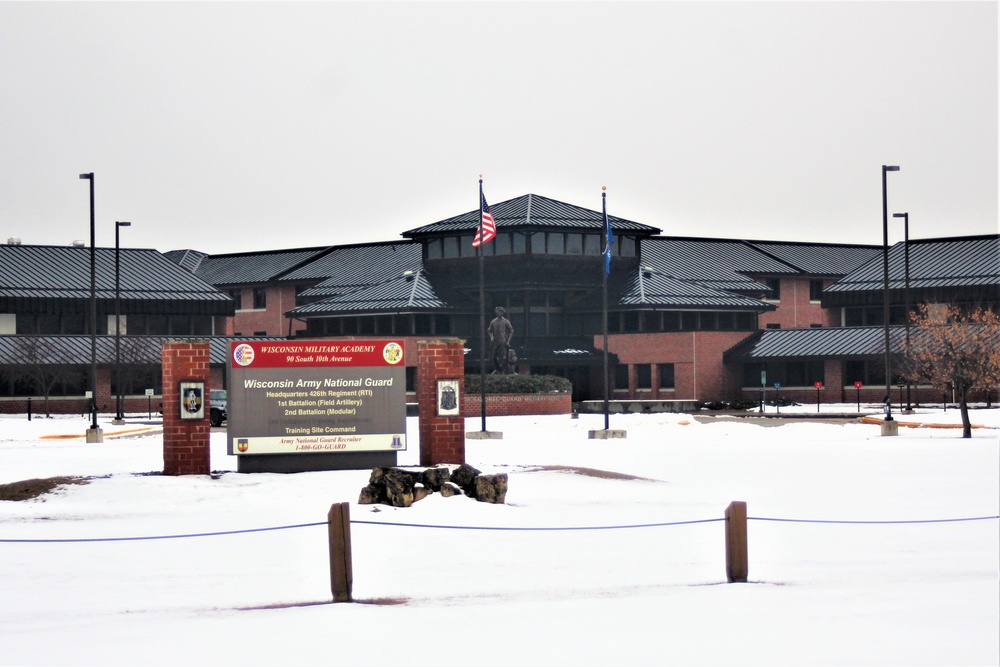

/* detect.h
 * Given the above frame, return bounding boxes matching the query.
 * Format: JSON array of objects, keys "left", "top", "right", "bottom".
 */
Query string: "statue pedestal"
[{"left": 880, "top": 420, "right": 899, "bottom": 437}]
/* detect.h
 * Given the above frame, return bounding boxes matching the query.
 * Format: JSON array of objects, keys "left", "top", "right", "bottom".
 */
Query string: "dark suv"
[{"left": 209, "top": 389, "right": 227, "bottom": 427}]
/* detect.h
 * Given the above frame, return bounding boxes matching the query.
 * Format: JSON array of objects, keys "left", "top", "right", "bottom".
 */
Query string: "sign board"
[
  {"left": 814, "top": 381, "right": 823, "bottom": 390},
  {"left": 227, "top": 340, "right": 406, "bottom": 456},
  {"left": 773, "top": 383, "right": 781, "bottom": 390},
  {"left": 179, "top": 381, "right": 205, "bottom": 420},
  {"left": 760, "top": 370, "right": 766, "bottom": 386},
  {"left": 854, "top": 381, "right": 863, "bottom": 389},
  {"left": 145, "top": 388, "right": 155, "bottom": 397}
]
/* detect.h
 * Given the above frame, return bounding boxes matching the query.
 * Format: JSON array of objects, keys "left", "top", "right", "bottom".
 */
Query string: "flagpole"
[
  {"left": 478, "top": 177, "right": 488, "bottom": 432},
  {"left": 602, "top": 187, "right": 610, "bottom": 431}
]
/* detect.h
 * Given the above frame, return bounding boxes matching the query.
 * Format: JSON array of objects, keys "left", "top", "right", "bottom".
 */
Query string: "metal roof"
[
  {"left": 825, "top": 235, "right": 1000, "bottom": 294},
  {"left": 724, "top": 326, "right": 906, "bottom": 362},
  {"left": 0, "top": 245, "right": 233, "bottom": 314},
  {"left": 287, "top": 242, "right": 422, "bottom": 295},
  {"left": 639, "top": 238, "right": 785, "bottom": 293},
  {"left": 618, "top": 267, "right": 776, "bottom": 310},
  {"left": 746, "top": 241, "right": 881, "bottom": 277},
  {"left": 187, "top": 247, "right": 333, "bottom": 285},
  {"left": 0, "top": 335, "right": 284, "bottom": 366},
  {"left": 402, "top": 193, "right": 660, "bottom": 237},
  {"left": 163, "top": 249, "right": 209, "bottom": 273},
  {"left": 288, "top": 270, "right": 448, "bottom": 316}
]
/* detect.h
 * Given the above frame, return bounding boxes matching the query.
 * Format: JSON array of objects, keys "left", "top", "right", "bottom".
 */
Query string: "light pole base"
[
  {"left": 588, "top": 429, "right": 627, "bottom": 440},
  {"left": 466, "top": 430, "right": 503, "bottom": 440},
  {"left": 86, "top": 427, "right": 104, "bottom": 443},
  {"left": 880, "top": 420, "right": 899, "bottom": 437},
  {"left": 112, "top": 418, "right": 125, "bottom": 425}
]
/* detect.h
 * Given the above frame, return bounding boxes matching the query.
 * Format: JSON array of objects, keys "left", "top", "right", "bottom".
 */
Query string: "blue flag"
[{"left": 602, "top": 193, "right": 614, "bottom": 275}]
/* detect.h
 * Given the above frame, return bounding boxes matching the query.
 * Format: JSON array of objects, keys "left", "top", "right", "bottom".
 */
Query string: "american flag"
[{"left": 472, "top": 190, "right": 496, "bottom": 247}]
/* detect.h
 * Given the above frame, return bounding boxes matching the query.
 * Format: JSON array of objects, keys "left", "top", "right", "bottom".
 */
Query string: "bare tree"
[
  {"left": 901, "top": 304, "right": 1000, "bottom": 438},
  {"left": 7, "top": 336, "right": 82, "bottom": 417}
]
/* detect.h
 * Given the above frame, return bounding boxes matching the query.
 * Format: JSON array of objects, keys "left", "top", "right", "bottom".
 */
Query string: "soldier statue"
[{"left": 488, "top": 307, "right": 515, "bottom": 374}]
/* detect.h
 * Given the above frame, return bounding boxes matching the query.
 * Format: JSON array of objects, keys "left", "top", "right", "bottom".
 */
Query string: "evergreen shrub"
[{"left": 464, "top": 374, "right": 572, "bottom": 394}]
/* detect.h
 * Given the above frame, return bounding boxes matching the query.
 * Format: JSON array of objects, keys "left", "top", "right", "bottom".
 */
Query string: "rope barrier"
[
  {"left": 351, "top": 517, "right": 725, "bottom": 531},
  {"left": 1, "top": 514, "right": 996, "bottom": 544},
  {"left": 748, "top": 515, "right": 1000, "bottom": 525},
  {"left": 0, "top": 521, "right": 326, "bottom": 544}
]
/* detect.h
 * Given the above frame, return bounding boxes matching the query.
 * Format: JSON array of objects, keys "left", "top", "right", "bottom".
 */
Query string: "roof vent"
[
  {"left": 6, "top": 237, "right": 21, "bottom": 245},
  {"left": 402, "top": 270, "right": 415, "bottom": 280},
  {"left": 71, "top": 240, "right": 86, "bottom": 248}
]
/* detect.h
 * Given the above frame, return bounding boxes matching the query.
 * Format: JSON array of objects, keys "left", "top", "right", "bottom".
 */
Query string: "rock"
[
  {"left": 473, "top": 473, "right": 508, "bottom": 504},
  {"left": 413, "top": 483, "right": 431, "bottom": 503},
  {"left": 451, "top": 463, "right": 482, "bottom": 495},
  {"left": 358, "top": 484, "right": 383, "bottom": 504},
  {"left": 421, "top": 465, "right": 452, "bottom": 491},
  {"left": 439, "top": 481, "right": 463, "bottom": 497},
  {"left": 381, "top": 468, "right": 418, "bottom": 507}
]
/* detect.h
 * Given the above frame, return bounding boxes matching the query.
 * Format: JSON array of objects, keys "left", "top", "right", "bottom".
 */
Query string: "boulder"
[
  {"left": 473, "top": 473, "right": 508, "bottom": 504},
  {"left": 451, "top": 463, "right": 482, "bottom": 496},
  {"left": 421, "top": 465, "right": 452, "bottom": 491},
  {"left": 439, "top": 481, "right": 463, "bottom": 498}
]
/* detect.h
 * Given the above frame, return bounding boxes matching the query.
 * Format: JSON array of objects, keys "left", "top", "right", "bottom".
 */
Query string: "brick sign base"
[
  {"left": 161, "top": 340, "right": 211, "bottom": 476},
  {"left": 417, "top": 338, "right": 465, "bottom": 466}
]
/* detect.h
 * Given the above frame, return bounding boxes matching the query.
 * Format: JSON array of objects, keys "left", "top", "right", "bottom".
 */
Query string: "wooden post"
[
  {"left": 725, "top": 501, "right": 748, "bottom": 583},
  {"left": 328, "top": 502, "right": 353, "bottom": 602}
]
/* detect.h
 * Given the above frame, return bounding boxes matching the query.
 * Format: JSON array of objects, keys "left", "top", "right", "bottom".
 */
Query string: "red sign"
[
  {"left": 854, "top": 381, "right": 863, "bottom": 389},
  {"left": 814, "top": 381, "right": 824, "bottom": 389},
  {"left": 230, "top": 340, "right": 404, "bottom": 369}
]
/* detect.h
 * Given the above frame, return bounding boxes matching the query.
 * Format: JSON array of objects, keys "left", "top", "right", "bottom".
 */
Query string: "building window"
[
  {"left": 494, "top": 233, "right": 512, "bottom": 255},
  {"left": 253, "top": 288, "right": 266, "bottom": 310},
  {"left": 229, "top": 289, "right": 243, "bottom": 309},
  {"left": 766, "top": 323, "right": 781, "bottom": 329},
  {"left": 442, "top": 236, "right": 460, "bottom": 258},
  {"left": 426, "top": 238, "right": 442, "bottom": 260},
  {"left": 584, "top": 234, "right": 601, "bottom": 256},
  {"left": 765, "top": 278, "right": 781, "bottom": 300},
  {"left": 614, "top": 365, "right": 629, "bottom": 391},
  {"left": 636, "top": 364, "right": 652, "bottom": 390},
  {"left": 658, "top": 363, "right": 675, "bottom": 390},
  {"left": 809, "top": 279, "right": 824, "bottom": 301}
]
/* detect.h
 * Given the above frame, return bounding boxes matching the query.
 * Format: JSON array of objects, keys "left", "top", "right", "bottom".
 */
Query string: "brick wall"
[
  {"left": 462, "top": 392, "right": 571, "bottom": 417},
  {"left": 224, "top": 284, "right": 306, "bottom": 337},
  {"left": 161, "top": 340, "right": 211, "bottom": 476},
  {"left": 759, "top": 276, "right": 840, "bottom": 329},
  {"left": 599, "top": 330, "right": 750, "bottom": 402},
  {"left": 416, "top": 338, "right": 465, "bottom": 466}
]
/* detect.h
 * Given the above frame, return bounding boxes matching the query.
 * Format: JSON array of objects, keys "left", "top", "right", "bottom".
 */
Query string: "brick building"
[{"left": 2, "top": 195, "right": 996, "bottom": 413}]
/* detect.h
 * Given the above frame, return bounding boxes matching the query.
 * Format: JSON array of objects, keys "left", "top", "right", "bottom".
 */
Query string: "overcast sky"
[{"left": 0, "top": 2, "right": 996, "bottom": 256}]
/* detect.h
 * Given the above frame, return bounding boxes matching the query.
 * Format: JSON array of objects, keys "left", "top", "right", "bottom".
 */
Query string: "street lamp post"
[
  {"left": 113, "top": 221, "right": 132, "bottom": 424},
  {"left": 79, "top": 173, "right": 102, "bottom": 443},
  {"left": 881, "top": 165, "right": 900, "bottom": 435},
  {"left": 893, "top": 212, "right": 911, "bottom": 411}
]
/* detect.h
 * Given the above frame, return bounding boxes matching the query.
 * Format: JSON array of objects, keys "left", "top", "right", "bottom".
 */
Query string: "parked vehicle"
[{"left": 209, "top": 389, "right": 227, "bottom": 427}]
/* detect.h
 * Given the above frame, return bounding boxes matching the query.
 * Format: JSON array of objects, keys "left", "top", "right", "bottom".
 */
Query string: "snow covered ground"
[{"left": 0, "top": 405, "right": 997, "bottom": 666}]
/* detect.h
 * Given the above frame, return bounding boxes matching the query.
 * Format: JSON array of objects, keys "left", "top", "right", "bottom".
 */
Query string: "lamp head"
[
  {"left": 883, "top": 165, "right": 900, "bottom": 172},
  {"left": 892, "top": 213, "right": 907, "bottom": 219},
  {"left": 79, "top": 173, "right": 93, "bottom": 180},
  {"left": 117, "top": 221, "right": 132, "bottom": 227}
]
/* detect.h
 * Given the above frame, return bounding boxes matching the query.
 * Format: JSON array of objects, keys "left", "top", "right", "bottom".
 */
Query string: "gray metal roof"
[
  {"left": 163, "top": 249, "right": 209, "bottom": 273},
  {"left": 288, "top": 270, "right": 448, "bottom": 316},
  {"left": 825, "top": 235, "right": 1000, "bottom": 294},
  {"left": 747, "top": 241, "right": 881, "bottom": 277},
  {"left": 402, "top": 193, "right": 660, "bottom": 237},
  {"left": 619, "top": 267, "right": 776, "bottom": 310},
  {"left": 188, "top": 247, "right": 333, "bottom": 286},
  {"left": 640, "top": 238, "right": 785, "bottom": 293},
  {"left": 725, "top": 326, "right": 906, "bottom": 362},
  {"left": 285, "top": 242, "right": 422, "bottom": 295},
  {"left": 0, "top": 335, "right": 284, "bottom": 366},
  {"left": 0, "top": 245, "right": 233, "bottom": 313}
]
